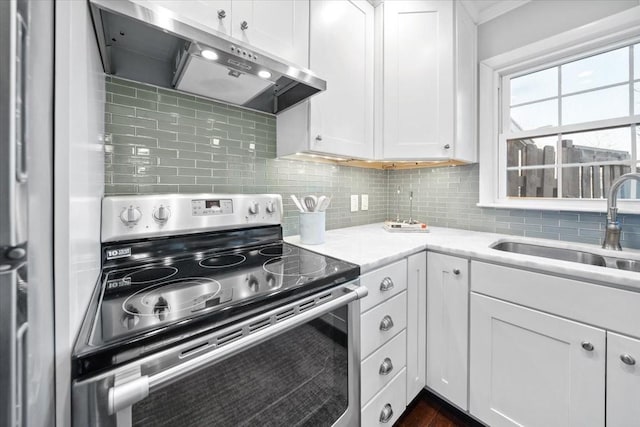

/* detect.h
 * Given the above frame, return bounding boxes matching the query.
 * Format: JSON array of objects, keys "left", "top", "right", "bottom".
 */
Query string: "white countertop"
[{"left": 285, "top": 223, "right": 640, "bottom": 292}]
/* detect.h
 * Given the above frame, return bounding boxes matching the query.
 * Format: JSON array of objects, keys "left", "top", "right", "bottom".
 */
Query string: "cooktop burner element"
[
  {"left": 123, "top": 266, "right": 178, "bottom": 284},
  {"left": 258, "top": 245, "right": 293, "bottom": 257},
  {"left": 123, "top": 277, "right": 223, "bottom": 318},
  {"left": 199, "top": 254, "right": 247, "bottom": 269},
  {"left": 263, "top": 254, "right": 328, "bottom": 277}
]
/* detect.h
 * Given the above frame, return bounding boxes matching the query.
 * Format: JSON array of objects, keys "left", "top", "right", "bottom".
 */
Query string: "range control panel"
[
  {"left": 191, "top": 199, "right": 233, "bottom": 216},
  {"left": 102, "top": 194, "right": 283, "bottom": 243}
]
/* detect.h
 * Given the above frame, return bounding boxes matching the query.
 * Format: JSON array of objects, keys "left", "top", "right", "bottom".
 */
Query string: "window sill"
[{"left": 477, "top": 199, "right": 640, "bottom": 214}]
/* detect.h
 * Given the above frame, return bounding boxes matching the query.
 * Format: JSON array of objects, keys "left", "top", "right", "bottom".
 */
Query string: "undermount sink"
[
  {"left": 491, "top": 240, "right": 639, "bottom": 273},
  {"left": 616, "top": 259, "right": 640, "bottom": 272},
  {"left": 491, "top": 241, "right": 607, "bottom": 266}
]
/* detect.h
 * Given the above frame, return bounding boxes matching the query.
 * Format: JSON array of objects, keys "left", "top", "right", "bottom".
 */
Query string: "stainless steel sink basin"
[
  {"left": 616, "top": 259, "right": 640, "bottom": 272},
  {"left": 491, "top": 240, "right": 640, "bottom": 273},
  {"left": 491, "top": 241, "right": 607, "bottom": 266}
]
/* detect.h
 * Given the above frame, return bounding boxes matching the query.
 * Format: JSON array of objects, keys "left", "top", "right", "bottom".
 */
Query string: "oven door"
[{"left": 73, "top": 281, "right": 367, "bottom": 427}]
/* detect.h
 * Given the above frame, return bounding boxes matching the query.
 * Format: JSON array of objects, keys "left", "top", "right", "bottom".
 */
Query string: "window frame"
[{"left": 478, "top": 6, "right": 640, "bottom": 213}]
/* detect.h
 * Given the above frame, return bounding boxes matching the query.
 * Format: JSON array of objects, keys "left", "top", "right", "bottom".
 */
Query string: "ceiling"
[
  {"left": 367, "top": 1, "right": 531, "bottom": 25},
  {"left": 460, "top": 0, "right": 531, "bottom": 24}
]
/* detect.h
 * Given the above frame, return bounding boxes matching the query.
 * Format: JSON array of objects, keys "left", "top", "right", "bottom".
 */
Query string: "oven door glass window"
[{"left": 132, "top": 307, "right": 350, "bottom": 427}]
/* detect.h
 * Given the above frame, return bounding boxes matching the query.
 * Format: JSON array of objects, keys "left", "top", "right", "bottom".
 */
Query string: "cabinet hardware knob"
[
  {"left": 379, "top": 357, "right": 394, "bottom": 375},
  {"left": 241, "top": 21, "right": 249, "bottom": 30},
  {"left": 581, "top": 341, "right": 594, "bottom": 351},
  {"left": 444, "top": 144, "right": 451, "bottom": 149},
  {"left": 379, "top": 315, "right": 394, "bottom": 331},
  {"left": 379, "top": 404, "right": 394, "bottom": 423},
  {"left": 620, "top": 354, "right": 636, "bottom": 365},
  {"left": 452, "top": 268, "right": 460, "bottom": 275},
  {"left": 217, "top": 9, "right": 226, "bottom": 19},
  {"left": 315, "top": 134, "right": 322, "bottom": 142},
  {"left": 380, "top": 277, "right": 394, "bottom": 291}
]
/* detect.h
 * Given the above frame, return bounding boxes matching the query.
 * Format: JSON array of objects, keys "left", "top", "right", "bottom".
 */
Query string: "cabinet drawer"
[
  {"left": 361, "top": 291, "right": 407, "bottom": 359},
  {"left": 361, "top": 330, "right": 407, "bottom": 406},
  {"left": 471, "top": 261, "right": 640, "bottom": 338},
  {"left": 360, "top": 259, "right": 407, "bottom": 313},
  {"left": 361, "top": 368, "right": 407, "bottom": 427}
]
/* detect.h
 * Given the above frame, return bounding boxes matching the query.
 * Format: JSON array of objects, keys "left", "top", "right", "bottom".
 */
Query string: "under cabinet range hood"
[{"left": 88, "top": 0, "right": 326, "bottom": 114}]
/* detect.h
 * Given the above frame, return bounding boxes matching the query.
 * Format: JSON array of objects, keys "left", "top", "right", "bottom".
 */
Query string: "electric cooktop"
[{"left": 73, "top": 226, "right": 359, "bottom": 377}]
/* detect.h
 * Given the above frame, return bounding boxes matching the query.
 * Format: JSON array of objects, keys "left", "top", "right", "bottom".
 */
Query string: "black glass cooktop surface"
[{"left": 73, "top": 226, "right": 359, "bottom": 377}]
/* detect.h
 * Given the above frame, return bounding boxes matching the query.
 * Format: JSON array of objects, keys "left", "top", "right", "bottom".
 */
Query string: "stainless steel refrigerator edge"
[{"left": 1, "top": 0, "right": 55, "bottom": 426}]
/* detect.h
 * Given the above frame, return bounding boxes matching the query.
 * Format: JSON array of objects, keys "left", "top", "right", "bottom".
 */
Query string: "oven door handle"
[{"left": 108, "top": 283, "right": 368, "bottom": 416}]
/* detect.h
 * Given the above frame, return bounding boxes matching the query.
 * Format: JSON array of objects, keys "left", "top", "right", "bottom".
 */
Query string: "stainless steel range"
[{"left": 72, "top": 194, "right": 366, "bottom": 427}]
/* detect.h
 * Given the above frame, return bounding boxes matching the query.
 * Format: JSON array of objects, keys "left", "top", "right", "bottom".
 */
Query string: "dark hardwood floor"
[{"left": 394, "top": 390, "right": 483, "bottom": 427}]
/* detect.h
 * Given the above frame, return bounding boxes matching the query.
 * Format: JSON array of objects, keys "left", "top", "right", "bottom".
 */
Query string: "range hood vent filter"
[{"left": 89, "top": 0, "right": 326, "bottom": 114}]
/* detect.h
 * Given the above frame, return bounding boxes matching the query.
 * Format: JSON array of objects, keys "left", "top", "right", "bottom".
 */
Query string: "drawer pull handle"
[
  {"left": 452, "top": 268, "right": 461, "bottom": 275},
  {"left": 581, "top": 341, "right": 594, "bottom": 352},
  {"left": 379, "top": 403, "right": 393, "bottom": 423},
  {"left": 621, "top": 354, "right": 636, "bottom": 365},
  {"left": 379, "top": 315, "right": 394, "bottom": 331},
  {"left": 379, "top": 358, "right": 394, "bottom": 376},
  {"left": 380, "top": 277, "right": 394, "bottom": 292}
]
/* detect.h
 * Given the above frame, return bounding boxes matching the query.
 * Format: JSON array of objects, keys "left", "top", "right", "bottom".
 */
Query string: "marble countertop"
[{"left": 285, "top": 223, "right": 640, "bottom": 292}]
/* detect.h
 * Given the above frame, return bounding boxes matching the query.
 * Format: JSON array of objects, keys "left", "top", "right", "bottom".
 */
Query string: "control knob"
[
  {"left": 265, "top": 201, "right": 276, "bottom": 214},
  {"left": 248, "top": 202, "right": 260, "bottom": 215},
  {"left": 153, "top": 205, "right": 171, "bottom": 224},
  {"left": 120, "top": 206, "right": 142, "bottom": 227}
]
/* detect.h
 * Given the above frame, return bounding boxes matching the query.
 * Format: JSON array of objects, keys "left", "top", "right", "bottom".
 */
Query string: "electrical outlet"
[
  {"left": 350, "top": 195, "right": 359, "bottom": 212},
  {"left": 361, "top": 194, "right": 369, "bottom": 210}
]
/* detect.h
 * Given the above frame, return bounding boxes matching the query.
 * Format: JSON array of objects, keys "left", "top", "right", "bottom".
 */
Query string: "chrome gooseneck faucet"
[{"left": 603, "top": 172, "right": 640, "bottom": 250}]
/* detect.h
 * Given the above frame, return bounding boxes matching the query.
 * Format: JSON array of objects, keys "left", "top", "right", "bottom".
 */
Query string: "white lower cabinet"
[
  {"left": 469, "top": 293, "right": 606, "bottom": 427},
  {"left": 361, "top": 368, "right": 407, "bottom": 426},
  {"left": 360, "top": 291, "right": 407, "bottom": 359},
  {"left": 358, "top": 252, "right": 426, "bottom": 422},
  {"left": 426, "top": 252, "right": 468, "bottom": 410},
  {"left": 406, "top": 252, "right": 426, "bottom": 403},
  {"left": 606, "top": 332, "right": 640, "bottom": 427},
  {"left": 361, "top": 330, "right": 407, "bottom": 404}
]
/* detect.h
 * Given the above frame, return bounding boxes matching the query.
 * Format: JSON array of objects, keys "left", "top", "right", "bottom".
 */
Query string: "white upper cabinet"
[
  {"left": 134, "top": 1, "right": 232, "bottom": 36},
  {"left": 380, "top": 0, "right": 476, "bottom": 161},
  {"left": 231, "top": 0, "right": 309, "bottom": 67},
  {"left": 134, "top": 0, "right": 309, "bottom": 67},
  {"left": 277, "top": 0, "right": 374, "bottom": 159}
]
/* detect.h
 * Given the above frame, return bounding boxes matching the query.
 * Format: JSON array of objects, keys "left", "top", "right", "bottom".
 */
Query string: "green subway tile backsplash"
[
  {"left": 388, "top": 163, "right": 640, "bottom": 249},
  {"left": 104, "top": 76, "right": 639, "bottom": 247},
  {"left": 104, "top": 76, "right": 388, "bottom": 235}
]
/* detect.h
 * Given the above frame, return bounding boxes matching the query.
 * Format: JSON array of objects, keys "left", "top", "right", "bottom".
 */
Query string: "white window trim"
[{"left": 478, "top": 5, "right": 640, "bottom": 213}]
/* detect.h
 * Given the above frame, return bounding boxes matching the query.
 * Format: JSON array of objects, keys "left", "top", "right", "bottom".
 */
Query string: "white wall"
[
  {"left": 53, "top": 1, "right": 105, "bottom": 426},
  {"left": 478, "top": 0, "right": 640, "bottom": 60}
]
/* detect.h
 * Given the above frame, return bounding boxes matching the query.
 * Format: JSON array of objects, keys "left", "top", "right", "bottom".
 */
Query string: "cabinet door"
[
  {"left": 308, "top": 0, "right": 374, "bottom": 158},
  {"left": 607, "top": 332, "right": 640, "bottom": 427},
  {"left": 135, "top": 0, "right": 232, "bottom": 36},
  {"left": 470, "top": 293, "right": 605, "bottom": 427},
  {"left": 406, "top": 252, "right": 426, "bottom": 404},
  {"left": 231, "top": 0, "right": 309, "bottom": 67},
  {"left": 426, "top": 252, "right": 468, "bottom": 410},
  {"left": 382, "top": 0, "right": 454, "bottom": 160}
]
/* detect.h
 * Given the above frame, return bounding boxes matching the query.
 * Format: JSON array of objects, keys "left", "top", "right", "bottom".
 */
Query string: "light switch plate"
[
  {"left": 350, "top": 195, "right": 359, "bottom": 212},
  {"left": 361, "top": 194, "right": 369, "bottom": 210}
]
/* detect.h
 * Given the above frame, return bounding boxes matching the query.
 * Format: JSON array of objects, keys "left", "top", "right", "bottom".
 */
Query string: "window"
[
  {"left": 503, "top": 45, "right": 639, "bottom": 200},
  {"left": 478, "top": 8, "right": 640, "bottom": 212}
]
